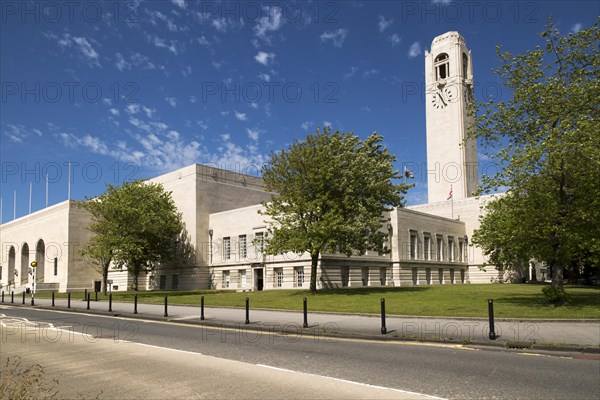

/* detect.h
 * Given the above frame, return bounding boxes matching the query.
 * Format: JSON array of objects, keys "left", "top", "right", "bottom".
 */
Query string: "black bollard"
[
  {"left": 68, "top": 292, "right": 71, "bottom": 308},
  {"left": 245, "top": 297, "right": 250, "bottom": 324},
  {"left": 488, "top": 299, "right": 496, "bottom": 340},
  {"left": 109, "top": 293, "right": 112, "bottom": 312},
  {"left": 164, "top": 296, "right": 168, "bottom": 317},
  {"left": 95, "top": 291, "right": 98, "bottom": 302},
  {"left": 31, "top": 295, "right": 34, "bottom": 306},
  {"left": 200, "top": 295, "right": 205, "bottom": 320},
  {"left": 84, "top": 288, "right": 87, "bottom": 301},
  {"left": 303, "top": 297, "right": 308, "bottom": 328},
  {"left": 1, "top": 291, "right": 4, "bottom": 303},
  {"left": 380, "top": 298, "right": 387, "bottom": 335},
  {"left": 134, "top": 294, "right": 138, "bottom": 314},
  {"left": 22, "top": 291, "right": 25, "bottom": 305},
  {"left": 52, "top": 291, "right": 55, "bottom": 307},
  {"left": 11, "top": 291, "right": 14, "bottom": 303},
  {"left": 87, "top": 293, "right": 90, "bottom": 310}
]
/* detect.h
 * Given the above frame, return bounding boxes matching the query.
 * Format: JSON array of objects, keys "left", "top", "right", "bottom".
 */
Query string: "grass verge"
[{"left": 31, "top": 284, "right": 600, "bottom": 319}]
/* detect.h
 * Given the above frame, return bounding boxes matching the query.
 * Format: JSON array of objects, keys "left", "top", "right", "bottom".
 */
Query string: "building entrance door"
[{"left": 254, "top": 269, "right": 263, "bottom": 291}]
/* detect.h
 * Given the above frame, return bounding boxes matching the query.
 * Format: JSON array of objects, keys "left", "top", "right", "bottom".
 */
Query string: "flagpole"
[
  {"left": 29, "top": 182, "right": 32, "bottom": 214},
  {"left": 13, "top": 190, "right": 16, "bottom": 220},
  {"left": 451, "top": 185, "right": 454, "bottom": 220},
  {"left": 46, "top": 173, "right": 49, "bottom": 207},
  {"left": 67, "top": 161, "right": 71, "bottom": 201}
]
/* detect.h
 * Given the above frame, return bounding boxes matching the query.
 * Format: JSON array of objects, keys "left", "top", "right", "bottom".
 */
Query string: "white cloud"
[
  {"left": 171, "top": 0, "right": 186, "bottom": 9},
  {"left": 190, "top": 96, "right": 197, "bottom": 103},
  {"left": 165, "top": 97, "right": 177, "bottom": 108},
  {"left": 343, "top": 66, "right": 358, "bottom": 79},
  {"left": 2, "top": 123, "right": 31, "bottom": 143},
  {"left": 323, "top": 121, "right": 332, "bottom": 128},
  {"left": 182, "top": 66, "right": 192, "bottom": 77},
  {"left": 221, "top": 133, "right": 231, "bottom": 141},
  {"left": 130, "top": 53, "right": 156, "bottom": 70},
  {"left": 151, "top": 36, "right": 179, "bottom": 55},
  {"left": 115, "top": 52, "right": 130, "bottom": 71},
  {"left": 301, "top": 121, "right": 312, "bottom": 131},
  {"left": 378, "top": 16, "right": 393, "bottom": 32},
  {"left": 110, "top": 108, "right": 120, "bottom": 116},
  {"left": 363, "top": 69, "right": 379, "bottom": 78},
  {"left": 572, "top": 23, "right": 583, "bottom": 33},
  {"left": 254, "top": 51, "right": 275, "bottom": 66},
  {"left": 250, "top": 102, "right": 258, "bottom": 109},
  {"left": 47, "top": 33, "right": 100, "bottom": 66},
  {"left": 235, "top": 111, "right": 248, "bottom": 121},
  {"left": 258, "top": 73, "right": 271, "bottom": 82},
  {"left": 254, "top": 6, "right": 284, "bottom": 41},
  {"left": 196, "top": 36, "right": 210, "bottom": 46},
  {"left": 320, "top": 29, "right": 349, "bottom": 48},
  {"left": 408, "top": 41, "right": 422, "bottom": 58},
  {"left": 246, "top": 128, "right": 260, "bottom": 141},
  {"left": 212, "top": 18, "right": 230, "bottom": 33},
  {"left": 389, "top": 33, "right": 401, "bottom": 47},
  {"left": 361, "top": 106, "right": 372, "bottom": 112},
  {"left": 71, "top": 36, "right": 100, "bottom": 64}
]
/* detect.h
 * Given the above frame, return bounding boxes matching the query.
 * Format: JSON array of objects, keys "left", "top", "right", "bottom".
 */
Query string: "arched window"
[
  {"left": 434, "top": 53, "right": 449, "bottom": 80},
  {"left": 462, "top": 53, "right": 469, "bottom": 78}
]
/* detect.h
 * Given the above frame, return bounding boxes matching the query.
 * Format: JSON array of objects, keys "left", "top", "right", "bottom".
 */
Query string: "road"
[{"left": 1, "top": 305, "right": 598, "bottom": 399}]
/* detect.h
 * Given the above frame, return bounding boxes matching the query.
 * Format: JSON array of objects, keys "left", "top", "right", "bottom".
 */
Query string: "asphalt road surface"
[{"left": 1, "top": 306, "right": 598, "bottom": 399}]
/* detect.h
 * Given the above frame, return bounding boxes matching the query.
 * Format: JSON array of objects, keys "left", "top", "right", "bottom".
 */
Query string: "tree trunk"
[
  {"left": 102, "top": 261, "right": 109, "bottom": 295},
  {"left": 309, "top": 253, "right": 319, "bottom": 293}
]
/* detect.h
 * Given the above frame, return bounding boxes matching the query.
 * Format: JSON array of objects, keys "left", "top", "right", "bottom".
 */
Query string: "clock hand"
[{"left": 438, "top": 92, "right": 447, "bottom": 105}]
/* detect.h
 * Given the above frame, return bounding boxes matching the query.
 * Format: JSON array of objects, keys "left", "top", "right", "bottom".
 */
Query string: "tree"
[
  {"left": 81, "top": 180, "right": 183, "bottom": 291},
  {"left": 260, "top": 127, "right": 411, "bottom": 292},
  {"left": 471, "top": 18, "right": 600, "bottom": 291}
]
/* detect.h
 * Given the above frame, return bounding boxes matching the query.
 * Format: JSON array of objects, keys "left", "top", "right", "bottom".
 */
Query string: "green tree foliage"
[
  {"left": 471, "top": 18, "right": 600, "bottom": 291},
  {"left": 81, "top": 180, "right": 183, "bottom": 291},
  {"left": 261, "top": 127, "right": 411, "bottom": 292}
]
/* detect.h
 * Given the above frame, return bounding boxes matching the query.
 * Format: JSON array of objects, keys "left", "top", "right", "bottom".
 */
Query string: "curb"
[{"left": 6, "top": 302, "right": 600, "bottom": 355}]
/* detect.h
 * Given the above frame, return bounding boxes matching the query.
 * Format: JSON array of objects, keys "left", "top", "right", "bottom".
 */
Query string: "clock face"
[{"left": 431, "top": 87, "right": 454, "bottom": 109}]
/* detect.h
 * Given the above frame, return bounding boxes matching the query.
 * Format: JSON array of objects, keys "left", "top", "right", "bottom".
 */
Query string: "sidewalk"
[{"left": 6, "top": 296, "right": 600, "bottom": 351}]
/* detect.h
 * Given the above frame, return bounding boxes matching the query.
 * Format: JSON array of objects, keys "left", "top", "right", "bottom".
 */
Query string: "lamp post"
[{"left": 29, "top": 261, "right": 37, "bottom": 305}]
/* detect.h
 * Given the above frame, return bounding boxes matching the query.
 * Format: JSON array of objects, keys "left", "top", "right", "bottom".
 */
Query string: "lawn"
[{"left": 31, "top": 284, "right": 600, "bottom": 319}]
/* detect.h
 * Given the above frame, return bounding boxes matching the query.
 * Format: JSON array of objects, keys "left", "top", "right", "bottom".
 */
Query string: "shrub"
[{"left": 541, "top": 285, "right": 569, "bottom": 306}]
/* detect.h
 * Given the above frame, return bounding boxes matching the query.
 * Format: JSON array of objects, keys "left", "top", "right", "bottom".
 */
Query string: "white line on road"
[{"left": 257, "top": 364, "right": 447, "bottom": 400}]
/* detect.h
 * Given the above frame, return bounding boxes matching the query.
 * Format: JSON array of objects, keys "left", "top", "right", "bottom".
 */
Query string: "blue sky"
[{"left": 1, "top": 0, "right": 598, "bottom": 222}]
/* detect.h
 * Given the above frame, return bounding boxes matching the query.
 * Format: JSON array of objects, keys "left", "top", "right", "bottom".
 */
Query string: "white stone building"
[{"left": 1, "top": 31, "right": 514, "bottom": 293}]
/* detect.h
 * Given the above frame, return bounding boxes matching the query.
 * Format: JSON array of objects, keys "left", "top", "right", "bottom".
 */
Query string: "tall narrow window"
[
  {"left": 379, "top": 267, "right": 387, "bottom": 286},
  {"left": 412, "top": 268, "right": 419, "bottom": 285},
  {"left": 424, "top": 234, "right": 432, "bottom": 261},
  {"left": 275, "top": 268, "right": 283, "bottom": 288},
  {"left": 295, "top": 267, "right": 304, "bottom": 287},
  {"left": 462, "top": 53, "right": 468, "bottom": 78},
  {"left": 426, "top": 268, "right": 432, "bottom": 284},
  {"left": 255, "top": 232, "right": 264, "bottom": 256},
  {"left": 448, "top": 237, "right": 455, "bottom": 262},
  {"left": 239, "top": 235, "right": 247, "bottom": 259},
  {"left": 172, "top": 274, "right": 179, "bottom": 290},
  {"left": 223, "top": 237, "right": 231, "bottom": 260},
  {"left": 361, "top": 267, "right": 369, "bottom": 286},
  {"left": 436, "top": 235, "right": 443, "bottom": 261},
  {"left": 435, "top": 53, "right": 449, "bottom": 80},
  {"left": 54, "top": 257, "right": 58, "bottom": 276},
  {"left": 458, "top": 240, "right": 464, "bottom": 262},
  {"left": 159, "top": 275, "right": 167, "bottom": 290},
  {"left": 438, "top": 268, "right": 444, "bottom": 284},
  {"left": 409, "top": 232, "right": 417, "bottom": 260},
  {"left": 341, "top": 267, "right": 349, "bottom": 287}
]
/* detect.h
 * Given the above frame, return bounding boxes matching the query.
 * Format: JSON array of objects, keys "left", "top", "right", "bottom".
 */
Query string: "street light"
[{"left": 30, "top": 261, "right": 37, "bottom": 305}]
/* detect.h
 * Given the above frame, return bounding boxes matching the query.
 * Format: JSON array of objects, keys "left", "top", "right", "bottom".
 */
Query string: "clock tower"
[{"left": 425, "top": 32, "right": 478, "bottom": 203}]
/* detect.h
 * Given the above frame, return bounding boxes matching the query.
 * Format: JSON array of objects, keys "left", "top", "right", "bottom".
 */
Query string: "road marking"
[
  {"left": 131, "top": 341, "right": 204, "bottom": 356},
  {"left": 257, "top": 364, "right": 447, "bottom": 399},
  {"left": 518, "top": 352, "right": 546, "bottom": 357}
]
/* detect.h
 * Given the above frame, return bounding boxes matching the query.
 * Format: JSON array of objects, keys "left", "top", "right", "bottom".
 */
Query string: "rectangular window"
[
  {"left": 379, "top": 267, "right": 386, "bottom": 286},
  {"left": 438, "top": 268, "right": 444, "bottom": 284},
  {"left": 295, "top": 267, "right": 304, "bottom": 287},
  {"left": 436, "top": 235, "right": 443, "bottom": 261},
  {"left": 426, "top": 268, "right": 432, "bottom": 284},
  {"left": 361, "top": 267, "right": 369, "bottom": 286},
  {"left": 255, "top": 232, "right": 264, "bottom": 255},
  {"left": 159, "top": 275, "right": 167, "bottom": 290},
  {"left": 341, "top": 267, "right": 349, "bottom": 287},
  {"left": 275, "top": 268, "right": 283, "bottom": 288},
  {"left": 461, "top": 269, "right": 466, "bottom": 283},
  {"left": 450, "top": 269, "right": 455, "bottom": 284},
  {"left": 412, "top": 268, "right": 419, "bottom": 285},
  {"left": 240, "top": 269, "right": 246, "bottom": 288},
  {"left": 424, "top": 235, "right": 432, "bottom": 261},
  {"left": 224, "top": 271, "right": 230, "bottom": 288},
  {"left": 172, "top": 274, "right": 179, "bottom": 290},
  {"left": 458, "top": 240, "right": 464, "bottom": 262},
  {"left": 239, "top": 235, "right": 247, "bottom": 259},
  {"left": 448, "top": 237, "right": 455, "bottom": 262},
  {"left": 409, "top": 232, "right": 417, "bottom": 260},
  {"left": 54, "top": 257, "right": 58, "bottom": 276},
  {"left": 223, "top": 237, "right": 231, "bottom": 260}
]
